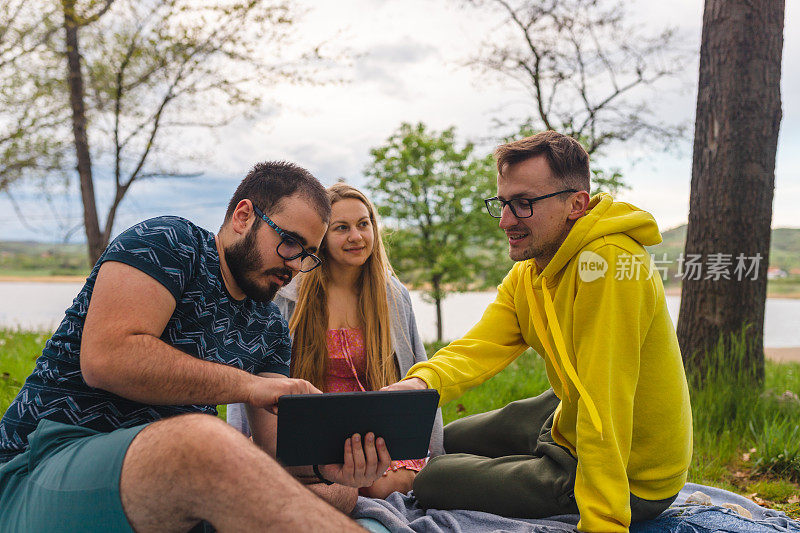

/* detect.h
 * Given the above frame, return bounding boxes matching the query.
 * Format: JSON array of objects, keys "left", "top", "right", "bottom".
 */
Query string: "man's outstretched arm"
[
  {"left": 384, "top": 265, "right": 528, "bottom": 403},
  {"left": 80, "top": 260, "right": 313, "bottom": 410}
]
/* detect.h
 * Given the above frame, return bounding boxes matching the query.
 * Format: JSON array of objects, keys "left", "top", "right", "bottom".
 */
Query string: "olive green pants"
[{"left": 413, "top": 389, "right": 676, "bottom": 521}]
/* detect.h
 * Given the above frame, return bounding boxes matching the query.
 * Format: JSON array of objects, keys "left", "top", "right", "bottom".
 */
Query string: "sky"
[{"left": 1, "top": 0, "right": 798, "bottom": 244}]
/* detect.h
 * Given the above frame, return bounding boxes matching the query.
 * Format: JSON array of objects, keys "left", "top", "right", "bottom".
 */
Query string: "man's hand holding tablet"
[
  {"left": 244, "top": 375, "right": 393, "bottom": 488},
  {"left": 317, "top": 432, "right": 392, "bottom": 487}
]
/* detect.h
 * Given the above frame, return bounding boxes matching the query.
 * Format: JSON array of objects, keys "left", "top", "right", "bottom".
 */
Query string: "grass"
[
  {"left": 439, "top": 348, "right": 550, "bottom": 423},
  {"left": 0, "top": 241, "right": 90, "bottom": 278},
  {"left": 689, "top": 332, "right": 800, "bottom": 487},
  {"left": 0, "top": 329, "right": 229, "bottom": 421},
  {"left": 1, "top": 329, "right": 798, "bottom": 517},
  {"left": 0, "top": 329, "right": 46, "bottom": 412},
  {"left": 768, "top": 276, "right": 800, "bottom": 297},
  {"left": 0, "top": 269, "right": 88, "bottom": 278}
]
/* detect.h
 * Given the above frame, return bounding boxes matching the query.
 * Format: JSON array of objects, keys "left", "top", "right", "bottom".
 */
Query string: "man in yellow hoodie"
[{"left": 384, "top": 131, "right": 692, "bottom": 532}]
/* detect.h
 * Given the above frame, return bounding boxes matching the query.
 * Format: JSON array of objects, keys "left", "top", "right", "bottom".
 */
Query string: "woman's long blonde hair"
[{"left": 289, "top": 183, "right": 399, "bottom": 391}]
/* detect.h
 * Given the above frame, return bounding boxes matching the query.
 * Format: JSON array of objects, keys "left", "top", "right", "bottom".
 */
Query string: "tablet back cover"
[{"left": 276, "top": 389, "right": 439, "bottom": 467}]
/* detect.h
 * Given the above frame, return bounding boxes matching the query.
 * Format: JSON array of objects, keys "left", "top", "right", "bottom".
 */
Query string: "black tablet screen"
[{"left": 276, "top": 389, "right": 439, "bottom": 467}]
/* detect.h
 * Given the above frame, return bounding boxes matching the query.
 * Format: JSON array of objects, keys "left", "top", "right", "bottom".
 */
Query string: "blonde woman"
[{"left": 228, "top": 183, "right": 444, "bottom": 500}]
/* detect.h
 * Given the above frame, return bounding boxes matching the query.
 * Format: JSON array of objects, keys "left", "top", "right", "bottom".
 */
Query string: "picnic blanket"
[{"left": 352, "top": 482, "right": 800, "bottom": 532}]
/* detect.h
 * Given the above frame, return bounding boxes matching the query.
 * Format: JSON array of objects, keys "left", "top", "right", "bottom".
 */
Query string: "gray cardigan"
[{"left": 226, "top": 276, "right": 445, "bottom": 458}]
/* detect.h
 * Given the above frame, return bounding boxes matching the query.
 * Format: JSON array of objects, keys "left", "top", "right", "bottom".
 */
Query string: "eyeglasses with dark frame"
[
  {"left": 484, "top": 189, "right": 578, "bottom": 219},
  {"left": 251, "top": 203, "right": 322, "bottom": 273}
]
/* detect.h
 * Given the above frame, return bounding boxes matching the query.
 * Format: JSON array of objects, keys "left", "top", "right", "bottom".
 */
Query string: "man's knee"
[
  {"left": 414, "top": 453, "right": 505, "bottom": 510},
  {"left": 120, "top": 414, "right": 265, "bottom": 530},
  {"left": 412, "top": 455, "right": 457, "bottom": 507},
  {"left": 166, "top": 412, "right": 247, "bottom": 447},
  {"left": 414, "top": 452, "right": 579, "bottom": 517},
  {"left": 443, "top": 411, "right": 493, "bottom": 452},
  {"left": 125, "top": 413, "right": 255, "bottom": 481}
]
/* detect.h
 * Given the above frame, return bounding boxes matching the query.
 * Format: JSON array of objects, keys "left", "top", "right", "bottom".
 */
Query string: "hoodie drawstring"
[
  {"left": 524, "top": 264, "right": 604, "bottom": 438},
  {"left": 525, "top": 271, "right": 571, "bottom": 402}
]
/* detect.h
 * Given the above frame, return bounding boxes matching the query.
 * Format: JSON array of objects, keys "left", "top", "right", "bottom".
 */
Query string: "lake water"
[
  {"left": 409, "top": 292, "right": 800, "bottom": 348},
  {"left": 1, "top": 282, "right": 798, "bottom": 347}
]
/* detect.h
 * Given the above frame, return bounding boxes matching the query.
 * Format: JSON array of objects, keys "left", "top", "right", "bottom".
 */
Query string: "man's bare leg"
[
  {"left": 120, "top": 414, "right": 363, "bottom": 532},
  {"left": 308, "top": 483, "right": 359, "bottom": 513}
]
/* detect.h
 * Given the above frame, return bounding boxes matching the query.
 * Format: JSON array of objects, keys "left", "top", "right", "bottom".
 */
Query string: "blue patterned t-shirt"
[{"left": 0, "top": 216, "right": 291, "bottom": 463}]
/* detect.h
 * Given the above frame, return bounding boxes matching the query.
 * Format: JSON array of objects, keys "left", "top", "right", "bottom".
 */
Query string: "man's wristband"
[{"left": 313, "top": 464, "right": 334, "bottom": 485}]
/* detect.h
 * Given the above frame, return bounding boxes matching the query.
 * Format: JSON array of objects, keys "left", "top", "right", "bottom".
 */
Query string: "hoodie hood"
[
  {"left": 521, "top": 193, "right": 663, "bottom": 438},
  {"left": 538, "top": 192, "right": 662, "bottom": 282}
]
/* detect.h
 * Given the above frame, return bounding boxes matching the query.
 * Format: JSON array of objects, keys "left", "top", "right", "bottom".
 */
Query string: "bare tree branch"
[
  {"left": 79, "top": 0, "right": 116, "bottom": 26},
  {"left": 137, "top": 171, "right": 203, "bottom": 179},
  {"left": 466, "top": 0, "right": 688, "bottom": 164},
  {"left": 4, "top": 188, "right": 45, "bottom": 234}
]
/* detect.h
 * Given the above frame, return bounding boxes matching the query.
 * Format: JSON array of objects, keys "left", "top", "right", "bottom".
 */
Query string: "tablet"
[{"left": 276, "top": 389, "right": 439, "bottom": 467}]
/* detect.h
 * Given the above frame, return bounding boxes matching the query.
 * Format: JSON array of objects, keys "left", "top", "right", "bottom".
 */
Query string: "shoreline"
[
  {"left": 663, "top": 286, "right": 800, "bottom": 299},
  {"left": 1, "top": 277, "right": 799, "bottom": 299},
  {"left": 1, "top": 278, "right": 800, "bottom": 301},
  {"left": 765, "top": 347, "right": 800, "bottom": 363},
  {"left": 0, "top": 275, "right": 87, "bottom": 283}
]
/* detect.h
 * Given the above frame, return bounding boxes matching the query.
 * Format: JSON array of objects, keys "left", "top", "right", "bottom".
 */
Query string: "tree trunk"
[
  {"left": 63, "top": 0, "right": 104, "bottom": 265},
  {"left": 676, "top": 0, "right": 784, "bottom": 385},
  {"left": 432, "top": 275, "right": 443, "bottom": 342}
]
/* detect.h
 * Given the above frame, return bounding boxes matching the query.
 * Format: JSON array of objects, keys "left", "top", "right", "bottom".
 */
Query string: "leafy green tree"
[{"left": 365, "top": 122, "right": 511, "bottom": 342}]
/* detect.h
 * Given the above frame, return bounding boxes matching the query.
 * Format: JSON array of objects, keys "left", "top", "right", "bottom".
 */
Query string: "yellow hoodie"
[{"left": 407, "top": 194, "right": 693, "bottom": 532}]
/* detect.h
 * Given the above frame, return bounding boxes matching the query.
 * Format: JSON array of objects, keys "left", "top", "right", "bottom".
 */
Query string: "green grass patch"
[
  {"left": 767, "top": 276, "right": 800, "bottom": 296},
  {"left": 747, "top": 479, "right": 799, "bottom": 502},
  {"left": 0, "top": 329, "right": 48, "bottom": 414},
  {"left": 0, "top": 241, "right": 90, "bottom": 278},
  {"left": 0, "top": 268, "right": 89, "bottom": 278},
  {"left": 439, "top": 348, "right": 550, "bottom": 423},
  {"left": 688, "top": 329, "right": 800, "bottom": 487}
]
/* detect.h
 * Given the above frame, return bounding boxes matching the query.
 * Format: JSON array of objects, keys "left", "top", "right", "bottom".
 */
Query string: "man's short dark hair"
[
  {"left": 494, "top": 131, "right": 590, "bottom": 192},
  {"left": 225, "top": 161, "right": 331, "bottom": 225}
]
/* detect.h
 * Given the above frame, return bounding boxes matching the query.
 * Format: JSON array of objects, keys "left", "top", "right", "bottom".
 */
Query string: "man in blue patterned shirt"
[{"left": 0, "top": 162, "right": 391, "bottom": 532}]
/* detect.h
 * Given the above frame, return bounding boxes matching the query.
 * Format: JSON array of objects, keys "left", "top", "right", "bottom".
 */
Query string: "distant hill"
[
  {"left": 0, "top": 241, "right": 86, "bottom": 255},
  {"left": 647, "top": 225, "right": 800, "bottom": 286},
  {"left": 771, "top": 228, "right": 800, "bottom": 272},
  {"left": 0, "top": 241, "right": 90, "bottom": 277}
]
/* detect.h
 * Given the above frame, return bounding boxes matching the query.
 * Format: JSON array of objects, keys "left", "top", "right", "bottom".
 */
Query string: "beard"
[
  {"left": 508, "top": 221, "right": 572, "bottom": 264},
  {"left": 511, "top": 236, "right": 562, "bottom": 263},
  {"left": 224, "top": 225, "right": 293, "bottom": 303}
]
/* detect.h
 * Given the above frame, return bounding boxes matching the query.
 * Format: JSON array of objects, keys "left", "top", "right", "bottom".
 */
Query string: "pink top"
[{"left": 326, "top": 327, "right": 427, "bottom": 473}]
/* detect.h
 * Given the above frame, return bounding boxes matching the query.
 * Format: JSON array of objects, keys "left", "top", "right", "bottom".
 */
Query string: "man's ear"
[
  {"left": 567, "top": 191, "right": 591, "bottom": 221},
  {"left": 231, "top": 199, "right": 255, "bottom": 235}
]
